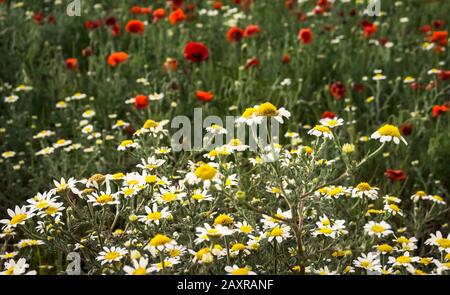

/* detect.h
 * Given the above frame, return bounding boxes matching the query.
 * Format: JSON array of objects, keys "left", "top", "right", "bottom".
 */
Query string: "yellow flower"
[
  {"left": 214, "top": 214, "right": 234, "bottom": 226},
  {"left": 194, "top": 164, "right": 217, "bottom": 180},
  {"left": 149, "top": 234, "right": 171, "bottom": 247},
  {"left": 256, "top": 102, "right": 278, "bottom": 116}
]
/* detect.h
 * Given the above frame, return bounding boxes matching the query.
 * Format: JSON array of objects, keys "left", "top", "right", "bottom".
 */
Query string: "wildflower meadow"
[{"left": 0, "top": 0, "right": 450, "bottom": 277}]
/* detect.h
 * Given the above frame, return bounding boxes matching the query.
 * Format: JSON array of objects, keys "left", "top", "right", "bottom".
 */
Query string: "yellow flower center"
[
  {"left": 149, "top": 234, "right": 171, "bottom": 247},
  {"left": 36, "top": 200, "right": 49, "bottom": 209},
  {"left": 162, "top": 193, "right": 177, "bottom": 202},
  {"left": 327, "top": 120, "right": 337, "bottom": 127},
  {"left": 360, "top": 261, "right": 372, "bottom": 268},
  {"left": 271, "top": 187, "right": 282, "bottom": 194},
  {"left": 396, "top": 256, "right": 411, "bottom": 264},
  {"left": 371, "top": 224, "right": 385, "bottom": 233},
  {"left": 170, "top": 249, "right": 181, "bottom": 257},
  {"left": 314, "top": 125, "right": 331, "bottom": 133},
  {"left": 415, "top": 191, "right": 427, "bottom": 197},
  {"left": 196, "top": 248, "right": 210, "bottom": 259},
  {"left": 377, "top": 244, "right": 393, "bottom": 252},
  {"left": 10, "top": 214, "right": 27, "bottom": 225},
  {"left": 96, "top": 194, "right": 113, "bottom": 204},
  {"left": 229, "top": 139, "right": 242, "bottom": 146},
  {"left": 123, "top": 188, "right": 135, "bottom": 196},
  {"left": 194, "top": 164, "right": 217, "bottom": 180},
  {"left": 389, "top": 204, "right": 400, "bottom": 212},
  {"left": 420, "top": 258, "right": 432, "bottom": 265},
  {"left": 242, "top": 107, "right": 257, "bottom": 118},
  {"left": 231, "top": 243, "right": 246, "bottom": 252},
  {"left": 192, "top": 194, "right": 205, "bottom": 201},
  {"left": 127, "top": 180, "right": 139, "bottom": 186},
  {"left": 356, "top": 182, "right": 372, "bottom": 191},
  {"left": 436, "top": 238, "right": 450, "bottom": 249},
  {"left": 269, "top": 227, "right": 284, "bottom": 237},
  {"left": 377, "top": 125, "right": 401, "bottom": 138},
  {"left": 318, "top": 228, "right": 333, "bottom": 235},
  {"left": 240, "top": 225, "right": 253, "bottom": 233},
  {"left": 214, "top": 214, "right": 234, "bottom": 225},
  {"left": 147, "top": 212, "right": 162, "bottom": 221},
  {"left": 5, "top": 267, "right": 14, "bottom": 275},
  {"left": 45, "top": 206, "right": 58, "bottom": 215},
  {"left": 105, "top": 251, "right": 120, "bottom": 261},
  {"left": 145, "top": 175, "right": 157, "bottom": 183},
  {"left": 157, "top": 261, "right": 172, "bottom": 269},
  {"left": 231, "top": 268, "right": 250, "bottom": 275},
  {"left": 133, "top": 268, "right": 147, "bottom": 275},
  {"left": 257, "top": 102, "right": 278, "bottom": 116},
  {"left": 328, "top": 187, "right": 343, "bottom": 196},
  {"left": 322, "top": 218, "right": 330, "bottom": 226},
  {"left": 143, "top": 119, "right": 159, "bottom": 129},
  {"left": 120, "top": 140, "right": 133, "bottom": 147}
]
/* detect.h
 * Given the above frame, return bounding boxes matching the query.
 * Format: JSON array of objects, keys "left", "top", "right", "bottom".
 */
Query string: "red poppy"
[
  {"left": 213, "top": 1, "right": 222, "bottom": 10},
  {"left": 169, "top": 8, "right": 186, "bottom": 25},
  {"left": 227, "top": 27, "right": 244, "bottom": 42},
  {"left": 153, "top": 8, "right": 167, "bottom": 22},
  {"left": 321, "top": 111, "right": 336, "bottom": 119},
  {"left": 196, "top": 91, "right": 214, "bottom": 102},
  {"left": 33, "top": 12, "right": 44, "bottom": 25},
  {"left": 298, "top": 28, "right": 313, "bottom": 44},
  {"left": 438, "top": 70, "right": 450, "bottom": 81},
  {"left": 432, "top": 20, "right": 445, "bottom": 28},
  {"left": 421, "top": 25, "right": 431, "bottom": 34},
  {"left": 131, "top": 6, "right": 142, "bottom": 15},
  {"left": 107, "top": 52, "right": 128, "bottom": 67},
  {"left": 111, "top": 24, "right": 121, "bottom": 36},
  {"left": 362, "top": 21, "right": 377, "bottom": 38},
  {"left": 184, "top": 42, "right": 209, "bottom": 63},
  {"left": 65, "top": 58, "right": 78, "bottom": 70},
  {"left": 244, "top": 57, "right": 260, "bottom": 70},
  {"left": 400, "top": 123, "right": 413, "bottom": 136},
  {"left": 125, "top": 20, "right": 145, "bottom": 34},
  {"left": 105, "top": 16, "right": 117, "bottom": 27},
  {"left": 285, "top": 0, "right": 295, "bottom": 10},
  {"left": 134, "top": 95, "right": 149, "bottom": 109},
  {"left": 131, "top": 6, "right": 152, "bottom": 15},
  {"left": 170, "top": 0, "right": 184, "bottom": 8},
  {"left": 329, "top": 81, "right": 346, "bottom": 100},
  {"left": 86, "top": 19, "right": 101, "bottom": 30},
  {"left": 243, "top": 25, "right": 260, "bottom": 37},
  {"left": 432, "top": 105, "right": 449, "bottom": 117},
  {"left": 281, "top": 53, "right": 290, "bottom": 64},
  {"left": 430, "top": 31, "right": 448, "bottom": 46},
  {"left": 386, "top": 169, "right": 406, "bottom": 181}
]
